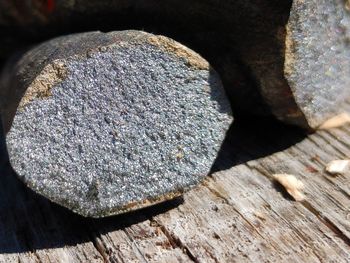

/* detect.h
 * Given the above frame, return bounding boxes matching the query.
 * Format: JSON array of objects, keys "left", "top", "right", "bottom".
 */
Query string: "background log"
[{"left": 0, "top": 0, "right": 349, "bottom": 129}]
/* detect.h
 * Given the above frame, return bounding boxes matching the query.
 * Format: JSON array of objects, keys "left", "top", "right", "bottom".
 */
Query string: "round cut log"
[{"left": 2, "top": 31, "right": 233, "bottom": 217}]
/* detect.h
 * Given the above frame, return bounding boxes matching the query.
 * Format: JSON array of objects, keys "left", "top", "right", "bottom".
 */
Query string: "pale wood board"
[{"left": 0, "top": 103, "right": 350, "bottom": 262}]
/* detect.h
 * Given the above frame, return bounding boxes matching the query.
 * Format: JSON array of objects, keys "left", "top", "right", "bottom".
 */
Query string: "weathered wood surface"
[{"left": 1, "top": 99, "right": 350, "bottom": 262}]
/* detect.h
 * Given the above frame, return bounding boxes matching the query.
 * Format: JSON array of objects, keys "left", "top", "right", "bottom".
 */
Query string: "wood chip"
[
  {"left": 325, "top": 160, "right": 350, "bottom": 175},
  {"left": 273, "top": 174, "right": 305, "bottom": 201},
  {"left": 346, "top": 0, "right": 350, "bottom": 11},
  {"left": 318, "top": 113, "right": 350, "bottom": 129}
]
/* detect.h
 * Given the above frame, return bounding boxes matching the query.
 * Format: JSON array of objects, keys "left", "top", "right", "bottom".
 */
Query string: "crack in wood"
[
  {"left": 122, "top": 229, "right": 148, "bottom": 263},
  {"left": 302, "top": 201, "right": 350, "bottom": 247},
  {"left": 90, "top": 236, "right": 109, "bottom": 263},
  {"left": 149, "top": 219, "right": 199, "bottom": 263}
]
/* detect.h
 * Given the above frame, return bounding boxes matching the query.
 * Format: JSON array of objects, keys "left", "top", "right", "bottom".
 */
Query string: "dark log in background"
[
  {"left": 2, "top": 0, "right": 350, "bottom": 129},
  {"left": 0, "top": 0, "right": 290, "bottom": 117}
]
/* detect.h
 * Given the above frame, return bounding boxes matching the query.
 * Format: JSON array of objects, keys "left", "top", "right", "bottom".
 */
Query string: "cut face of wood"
[{"left": 1, "top": 31, "right": 233, "bottom": 217}]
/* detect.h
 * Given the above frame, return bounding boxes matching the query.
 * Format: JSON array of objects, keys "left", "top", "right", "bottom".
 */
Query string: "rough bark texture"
[
  {"left": 0, "top": 30, "right": 233, "bottom": 217},
  {"left": 1, "top": 0, "right": 350, "bottom": 129}
]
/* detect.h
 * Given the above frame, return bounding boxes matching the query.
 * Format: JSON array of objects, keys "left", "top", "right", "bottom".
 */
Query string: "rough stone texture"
[
  {"left": 1, "top": 0, "right": 349, "bottom": 129},
  {"left": 2, "top": 31, "right": 233, "bottom": 217}
]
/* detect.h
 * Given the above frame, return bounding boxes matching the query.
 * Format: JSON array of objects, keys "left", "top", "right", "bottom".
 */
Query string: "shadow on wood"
[{"left": 211, "top": 116, "right": 307, "bottom": 172}]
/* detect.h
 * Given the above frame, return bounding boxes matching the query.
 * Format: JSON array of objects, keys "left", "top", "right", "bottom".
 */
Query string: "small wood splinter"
[
  {"left": 325, "top": 160, "right": 350, "bottom": 175},
  {"left": 273, "top": 174, "right": 305, "bottom": 202},
  {"left": 318, "top": 113, "right": 350, "bottom": 130}
]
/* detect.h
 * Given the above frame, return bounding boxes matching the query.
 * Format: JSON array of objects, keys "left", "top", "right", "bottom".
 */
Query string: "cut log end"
[
  {"left": 283, "top": 0, "right": 350, "bottom": 129},
  {"left": 4, "top": 31, "right": 233, "bottom": 217}
]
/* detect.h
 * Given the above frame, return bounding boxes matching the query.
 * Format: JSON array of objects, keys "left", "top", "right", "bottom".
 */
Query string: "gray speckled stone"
[{"left": 4, "top": 31, "right": 233, "bottom": 217}]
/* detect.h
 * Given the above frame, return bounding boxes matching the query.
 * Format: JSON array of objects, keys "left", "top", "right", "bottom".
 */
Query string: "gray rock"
[{"left": 2, "top": 31, "right": 233, "bottom": 217}]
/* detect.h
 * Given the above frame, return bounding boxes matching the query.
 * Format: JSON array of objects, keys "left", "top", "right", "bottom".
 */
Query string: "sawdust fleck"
[
  {"left": 318, "top": 113, "right": 350, "bottom": 129},
  {"left": 273, "top": 173, "right": 305, "bottom": 201},
  {"left": 325, "top": 159, "right": 350, "bottom": 175}
]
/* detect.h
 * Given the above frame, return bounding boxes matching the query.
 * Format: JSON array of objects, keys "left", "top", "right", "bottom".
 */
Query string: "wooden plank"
[
  {"left": 96, "top": 221, "right": 192, "bottom": 262},
  {"left": 155, "top": 186, "right": 287, "bottom": 262},
  {"left": 1, "top": 103, "right": 350, "bottom": 262},
  {"left": 246, "top": 130, "right": 350, "bottom": 241},
  {"left": 0, "top": 252, "right": 38, "bottom": 263},
  {"left": 152, "top": 162, "right": 350, "bottom": 262},
  {"left": 208, "top": 166, "right": 350, "bottom": 262},
  {"left": 88, "top": 211, "right": 193, "bottom": 263},
  {"left": 227, "top": 117, "right": 350, "bottom": 245}
]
